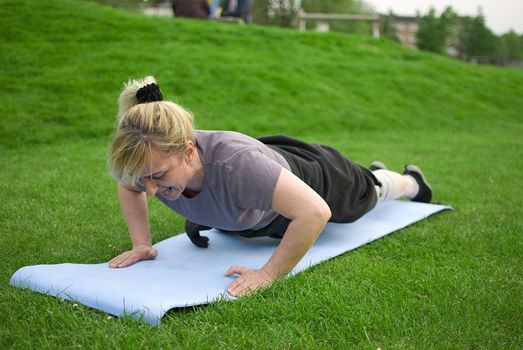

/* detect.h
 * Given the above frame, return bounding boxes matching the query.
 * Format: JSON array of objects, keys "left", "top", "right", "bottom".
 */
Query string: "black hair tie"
[{"left": 136, "top": 83, "right": 163, "bottom": 103}]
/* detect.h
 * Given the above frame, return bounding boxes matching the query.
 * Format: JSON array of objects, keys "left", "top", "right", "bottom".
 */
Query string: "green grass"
[{"left": 1, "top": 0, "right": 522, "bottom": 348}]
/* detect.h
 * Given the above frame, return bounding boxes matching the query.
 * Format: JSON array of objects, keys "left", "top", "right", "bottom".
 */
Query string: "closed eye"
[{"left": 151, "top": 173, "right": 165, "bottom": 180}]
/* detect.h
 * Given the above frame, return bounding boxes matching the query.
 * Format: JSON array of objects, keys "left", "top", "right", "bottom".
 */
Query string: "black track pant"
[{"left": 224, "top": 135, "right": 380, "bottom": 238}]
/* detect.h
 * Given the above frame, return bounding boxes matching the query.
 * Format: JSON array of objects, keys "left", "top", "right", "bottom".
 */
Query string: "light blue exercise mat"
[{"left": 10, "top": 200, "right": 451, "bottom": 326}]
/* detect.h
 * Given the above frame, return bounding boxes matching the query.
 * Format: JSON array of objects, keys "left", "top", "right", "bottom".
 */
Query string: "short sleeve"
[{"left": 226, "top": 149, "right": 284, "bottom": 211}]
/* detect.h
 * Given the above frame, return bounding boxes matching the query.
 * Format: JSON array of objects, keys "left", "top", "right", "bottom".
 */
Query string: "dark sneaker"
[
  {"left": 369, "top": 161, "right": 388, "bottom": 171},
  {"left": 403, "top": 165, "right": 432, "bottom": 203}
]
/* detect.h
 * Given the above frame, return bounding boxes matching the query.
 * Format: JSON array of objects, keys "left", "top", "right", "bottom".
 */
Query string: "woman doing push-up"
[{"left": 107, "top": 76, "right": 432, "bottom": 297}]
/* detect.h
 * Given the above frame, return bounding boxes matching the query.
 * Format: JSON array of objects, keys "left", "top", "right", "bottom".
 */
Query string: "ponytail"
[{"left": 108, "top": 77, "right": 195, "bottom": 185}]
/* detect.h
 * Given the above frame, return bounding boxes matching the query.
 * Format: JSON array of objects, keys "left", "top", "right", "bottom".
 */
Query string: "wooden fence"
[{"left": 297, "top": 10, "right": 381, "bottom": 38}]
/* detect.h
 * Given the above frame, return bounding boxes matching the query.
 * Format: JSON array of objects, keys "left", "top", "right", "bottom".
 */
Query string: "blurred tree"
[
  {"left": 459, "top": 9, "right": 496, "bottom": 63},
  {"left": 268, "top": 0, "right": 300, "bottom": 27},
  {"left": 493, "top": 35, "right": 510, "bottom": 65},
  {"left": 502, "top": 30, "right": 523, "bottom": 63},
  {"left": 440, "top": 6, "right": 459, "bottom": 55},
  {"left": 381, "top": 10, "right": 399, "bottom": 42},
  {"left": 250, "top": 0, "right": 270, "bottom": 24},
  {"left": 416, "top": 7, "right": 446, "bottom": 53}
]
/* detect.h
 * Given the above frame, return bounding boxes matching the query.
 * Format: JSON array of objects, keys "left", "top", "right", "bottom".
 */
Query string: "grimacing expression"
[{"left": 139, "top": 149, "right": 193, "bottom": 201}]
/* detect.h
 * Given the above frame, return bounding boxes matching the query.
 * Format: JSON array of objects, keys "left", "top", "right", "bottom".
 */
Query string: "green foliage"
[
  {"left": 1, "top": 0, "right": 522, "bottom": 348},
  {"left": 503, "top": 31, "right": 523, "bottom": 61},
  {"left": 440, "top": 6, "right": 459, "bottom": 49},
  {"left": 416, "top": 7, "right": 446, "bottom": 54},
  {"left": 493, "top": 34, "right": 510, "bottom": 65},
  {"left": 266, "top": 0, "right": 299, "bottom": 27},
  {"left": 381, "top": 11, "right": 399, "bottom": 42},
  {"left": 250, "top": 0, "right": 270, "bottom": 24},
  {"left": 494, "top": 31, "right": 523, "bottom": 65},
  {"left": 415, "top": 6, "right": 519, "bottom": 66},
  {"left": 459, "top": 11, "right": 496, "bottom": 62}
]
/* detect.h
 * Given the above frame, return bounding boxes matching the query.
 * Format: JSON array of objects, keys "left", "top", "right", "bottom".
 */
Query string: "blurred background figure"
[
  {"left": 209, "top": 0, "right": 220, "bottom": 19},
  {"left": 221, "top": 0, "right": 251, "bottom": 23},
  {"left": 171, "top": 0, "right": 210, "bottom": 19}
]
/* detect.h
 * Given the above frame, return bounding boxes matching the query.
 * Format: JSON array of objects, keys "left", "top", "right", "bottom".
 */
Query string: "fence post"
[
  {"left": 372, "top": 20, "right": 380, "bottom": 38},
  {"left": 298, "top": 10, "right": 306, "bottom": 31}
]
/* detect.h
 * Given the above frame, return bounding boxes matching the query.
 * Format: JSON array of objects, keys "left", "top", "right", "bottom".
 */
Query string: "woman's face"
[{"left": 138, "top": 142, "right": 201, "bottom": 201}]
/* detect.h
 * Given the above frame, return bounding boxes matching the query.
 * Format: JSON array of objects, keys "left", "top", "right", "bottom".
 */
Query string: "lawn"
[{"left": 0, "top": 0, "right": 522, "bottom": 348}]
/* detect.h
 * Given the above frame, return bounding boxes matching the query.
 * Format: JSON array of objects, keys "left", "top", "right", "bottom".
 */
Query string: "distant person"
[
  {"left": 209, "top": 0, "right": 220, "bottom": 18},
  {"left": 107, "top": 76, "right": 433, "bottom": 297},
  {"left": 221, "top": 0, "right": 251, "bottom": 23},
  {"left": 171, "top": 0, "right": 210, "bottom": 19}
]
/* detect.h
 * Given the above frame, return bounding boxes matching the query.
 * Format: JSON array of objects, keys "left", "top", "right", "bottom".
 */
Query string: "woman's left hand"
[
  {"left": 225, "top": 266, "right": 276, "bottom": 297},
  {"left": 224, "top": 168, "right": 330, "bottom": 298}
]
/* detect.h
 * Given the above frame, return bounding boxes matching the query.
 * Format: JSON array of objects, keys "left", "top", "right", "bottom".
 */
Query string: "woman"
[{"left": 108, "top": 77, "right": 432, "bottom": 297}]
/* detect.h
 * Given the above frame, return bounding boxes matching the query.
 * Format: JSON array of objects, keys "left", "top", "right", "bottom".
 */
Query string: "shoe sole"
[{"left": 369, "top": 161, "right": 388, "bottom": 171}]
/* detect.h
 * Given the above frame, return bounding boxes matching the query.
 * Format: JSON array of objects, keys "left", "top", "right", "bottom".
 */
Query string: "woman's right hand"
[{"left": 109, "top": 244, "right": 157, "bottom": 268}]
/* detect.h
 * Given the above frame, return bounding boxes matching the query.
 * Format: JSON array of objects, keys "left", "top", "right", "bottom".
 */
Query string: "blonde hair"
[{"left": 108, "top": 76, "right": 194, "bottom": 185}]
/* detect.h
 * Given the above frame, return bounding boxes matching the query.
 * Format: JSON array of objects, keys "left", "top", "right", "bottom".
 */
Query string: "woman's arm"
[
  {"left": 225, "top": 168, "right": 331, "bottom": 296},
  {"left": 109, "top": 183, "right": 157, "bottom": 268}
]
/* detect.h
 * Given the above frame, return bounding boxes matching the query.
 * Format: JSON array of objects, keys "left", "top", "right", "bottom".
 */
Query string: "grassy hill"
[
  {"left": 1, "top": 0, "right": 522, "bottom": 348},
  {"left": 1, "top": 0, "right": 521, "bottom": 149}
]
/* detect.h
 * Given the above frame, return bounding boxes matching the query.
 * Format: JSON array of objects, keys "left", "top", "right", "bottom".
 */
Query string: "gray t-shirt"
[{"left": 155, "top": 130, "right": 291, "bottom": 231}]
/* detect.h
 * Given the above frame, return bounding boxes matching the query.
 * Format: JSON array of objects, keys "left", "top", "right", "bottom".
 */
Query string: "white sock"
[
  {"left": 373, "top": 170, "right": 419, "bottom": 202},
  {"left": 403, "top": 174, "right": 420, "bottom": 199}
]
